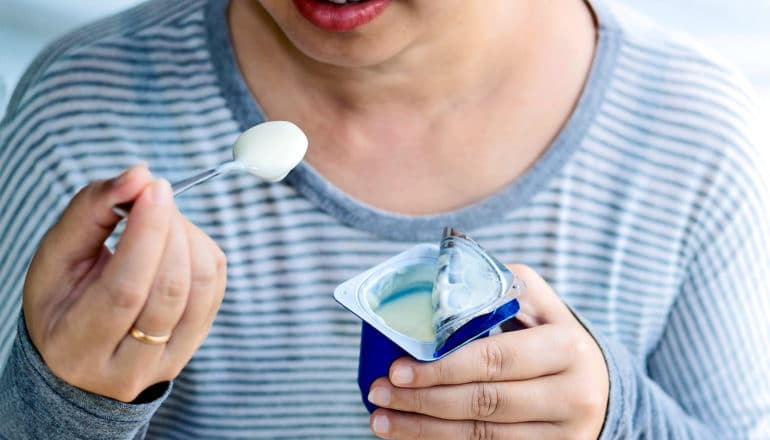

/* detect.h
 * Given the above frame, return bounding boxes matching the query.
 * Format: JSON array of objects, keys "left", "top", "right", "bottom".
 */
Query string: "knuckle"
[
  {"left": 572, "top": 335, "right": 593, "bottom": 358},
  {"left": 191, "top": 260, "right": 218, "bottom": 286},
  {"left": 154, "top": 275, "right": 189, "bottom": 303},
  {"left": 571, "top": 387, "right": 605, "bottom": 419},
  {"left": 414, "top": 415, "right": 429, "bottom": 440},
  {"left": 467, "top": 420, "right": 496, "bottom": 440},
  {"left": 106, "top": 279, "right": 146, "bottom": 310},
  {"left": 470, "top": 383, "right": 500, "bottom": 419},
  {"left": 188, "top": 231, "right": 227, "bottom": 288},
  {"left": 432, "top": 360, "right": 449, "bottom": 384},
  {"left": 412, "top": 388, "right": 428, "bottom": 413},
  {"left": 214, "top": 247, "right": 227, "bottom": 273},
  {"left": 565, "top": 332, "right": 595, "bottom": 362},
  {"left": 481, "top": 340, "right": 505, "bottom": 380}
]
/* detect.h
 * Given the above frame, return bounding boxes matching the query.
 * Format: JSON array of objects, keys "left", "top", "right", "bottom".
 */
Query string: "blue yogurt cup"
[{"left": 334, "top": 234, "right": 524, "bottom": 413}]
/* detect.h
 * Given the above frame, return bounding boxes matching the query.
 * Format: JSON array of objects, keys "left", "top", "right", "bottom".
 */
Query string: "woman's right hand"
[{"left": 22, "top": 164, "right": 227, "bottom": 402}]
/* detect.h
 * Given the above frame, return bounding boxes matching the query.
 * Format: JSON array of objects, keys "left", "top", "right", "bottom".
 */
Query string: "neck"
[{"left": 228, "top": 1, "right": 597, "bottom": 214}]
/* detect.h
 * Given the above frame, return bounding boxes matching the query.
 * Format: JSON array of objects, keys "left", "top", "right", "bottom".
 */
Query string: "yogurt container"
[{"left": 333, "top": 228, "right": 525, "bottom": 412}]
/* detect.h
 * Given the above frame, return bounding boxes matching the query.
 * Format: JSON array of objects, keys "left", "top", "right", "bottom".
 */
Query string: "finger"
[
  {"left": 43, "top": 164, "right": 152, "bottom": 264},
  {"left": 507, "top": 264, "right": 574, "bottom": 325},
  {"left": 64, "top": 179, "right": 174, "bottom": 352},
  {"left": 368, "top": 377, "right": 567, "bottom": 423},
  {"left": 164, "top": 218, "right": 227, "bottom": 370},
  {"left": 370, "top": 408, "right": 561, "bottom": 440},
  {"left": 390, "top": 324, "right": 572, "bottom": 387},
  {"left": 25, "top": 165, "right": 152, "bottom": 345},
  {"left": 115, "top": 209, "right": 191, "bottom": 362}
]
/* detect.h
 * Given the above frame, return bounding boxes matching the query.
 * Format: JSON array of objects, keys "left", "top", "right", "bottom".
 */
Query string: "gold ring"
[{"left": 129, "top": 326, "right": 171, "bottom": 345}]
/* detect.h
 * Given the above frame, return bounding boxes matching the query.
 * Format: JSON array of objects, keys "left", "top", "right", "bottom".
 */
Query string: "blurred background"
[{"left": 0, "top": 0, "right": 768, "bottom": 121}]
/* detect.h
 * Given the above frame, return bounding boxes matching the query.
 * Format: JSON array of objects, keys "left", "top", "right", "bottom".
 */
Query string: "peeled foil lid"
[{"left": 431, "top": 228, "right": 525, "bottom": 350}]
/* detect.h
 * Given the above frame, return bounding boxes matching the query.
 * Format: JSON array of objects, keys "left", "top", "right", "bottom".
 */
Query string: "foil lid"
[{"left": 431, "top": 227, "right": 525, "bottom": 351}]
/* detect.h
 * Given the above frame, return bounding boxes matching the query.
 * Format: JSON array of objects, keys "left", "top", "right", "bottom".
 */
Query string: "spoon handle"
[
  {"left": 169, "top": 167, "right": 225, "bottom": 195},
  {"left": 112, "top": 166, "right": 227, "bottom": 217}
]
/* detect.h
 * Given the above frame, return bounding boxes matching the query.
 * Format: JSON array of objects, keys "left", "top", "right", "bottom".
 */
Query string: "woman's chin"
[{"left": 258, "top": 0, "right": 417, "bottom": 69}]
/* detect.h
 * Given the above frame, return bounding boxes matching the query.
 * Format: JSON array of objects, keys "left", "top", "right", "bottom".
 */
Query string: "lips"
[{"left": 292, "top": 0, "right": 392, "bottom": 32}]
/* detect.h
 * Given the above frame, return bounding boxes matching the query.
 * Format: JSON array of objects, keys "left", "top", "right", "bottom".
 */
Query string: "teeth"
[{"left": 325, "top": 0, "right": 364, "bottom": 4}]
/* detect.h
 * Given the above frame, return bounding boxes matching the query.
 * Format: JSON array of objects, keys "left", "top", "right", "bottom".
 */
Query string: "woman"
[{"left": 1, "top": 0, "right": 768, "bottom": 438}]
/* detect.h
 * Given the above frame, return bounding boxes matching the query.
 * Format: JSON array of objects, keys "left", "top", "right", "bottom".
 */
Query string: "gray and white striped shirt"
[{"left": 1, "top": 0, "right": 769, "bottom": 438}]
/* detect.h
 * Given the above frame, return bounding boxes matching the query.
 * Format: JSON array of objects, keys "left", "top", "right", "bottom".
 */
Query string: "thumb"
[
  {"left": 42, "top": 164, "right": 153, "bottom": 263},
  {"left": 506, "top": 264, "right": 574, "bottom": 327}
]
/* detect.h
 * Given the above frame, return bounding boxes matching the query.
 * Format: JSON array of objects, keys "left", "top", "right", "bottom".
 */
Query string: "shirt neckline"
[{"left": 204, "top": 0, "right": 621, "bottom": 242}]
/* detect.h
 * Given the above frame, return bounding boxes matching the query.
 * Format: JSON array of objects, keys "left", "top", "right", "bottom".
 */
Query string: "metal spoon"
[{"left": 113, "top": 120, "right": 308, "bottom": 217}]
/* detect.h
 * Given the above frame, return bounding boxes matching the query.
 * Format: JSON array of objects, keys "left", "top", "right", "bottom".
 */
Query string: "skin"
[
  {"left": 21, "top": 0, "right": 608, "bottom": 436},
  {"left": 232, "top": 0, "right": 609, "bottom": 438},
  {"left": 24, "top": 165, "right": 227, "bottom": 402},
  {"left": 232, "top": 0, "right": 598, "bottom": 214},
  {"left": 367, "top": 265, "right": 609, "bottom": 439}
]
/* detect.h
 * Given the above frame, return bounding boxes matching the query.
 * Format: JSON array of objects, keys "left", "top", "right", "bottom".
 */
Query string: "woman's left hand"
[{"left": 367, "top": 264, "right": 609, "bottom": 440}]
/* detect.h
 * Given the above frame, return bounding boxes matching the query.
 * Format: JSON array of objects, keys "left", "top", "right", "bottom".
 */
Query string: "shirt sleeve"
[
  {"left": 0, "top": 46, "right": 170, "bottom": 440},
  {"left": 0, "top": 317, "right": 171, "bottom": 439},
  {"left": 595, "top": 114, "right": 770, "bottom": 439}
]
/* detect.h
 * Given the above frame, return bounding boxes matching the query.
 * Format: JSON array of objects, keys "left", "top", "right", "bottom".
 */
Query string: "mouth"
[{"left": 293, "top": 0, "right": 392, "bottom": 32}]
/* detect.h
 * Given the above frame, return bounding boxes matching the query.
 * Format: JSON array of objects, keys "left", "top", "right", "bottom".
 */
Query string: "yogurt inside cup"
[{"left": 366, "top": 261, "right": 436, "bottom": 343}]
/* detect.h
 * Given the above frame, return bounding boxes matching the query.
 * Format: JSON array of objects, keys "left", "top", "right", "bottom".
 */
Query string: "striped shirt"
[{"left": 1, "top": 0, "right": 769, "bottom": 438}]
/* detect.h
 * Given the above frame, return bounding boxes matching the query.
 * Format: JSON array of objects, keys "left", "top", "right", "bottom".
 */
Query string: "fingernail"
[
  {"left": 151, "top": 179, "right": 172, "bottom": 205},
  {"left": 368, "top": 386, "right": 391, "bottom": 407},
  {"left": 391, "top": 365, "right": 413, "bottom": 386},
  {"left": 371, "top": 414, "right": 390, "bottom": 435}
]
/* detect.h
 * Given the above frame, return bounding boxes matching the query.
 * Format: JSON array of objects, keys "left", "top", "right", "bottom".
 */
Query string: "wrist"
[{"left": 0, "top": 315, "right": 171, "bottom": 439}]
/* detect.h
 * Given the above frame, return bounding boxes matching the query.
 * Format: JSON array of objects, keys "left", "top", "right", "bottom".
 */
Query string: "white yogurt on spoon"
[
  {"left": 232, "top": 120, "right": 308, "bottom": 182},
  {"left": 113, "top": 120, "right": 308, "bottom": 216}
]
